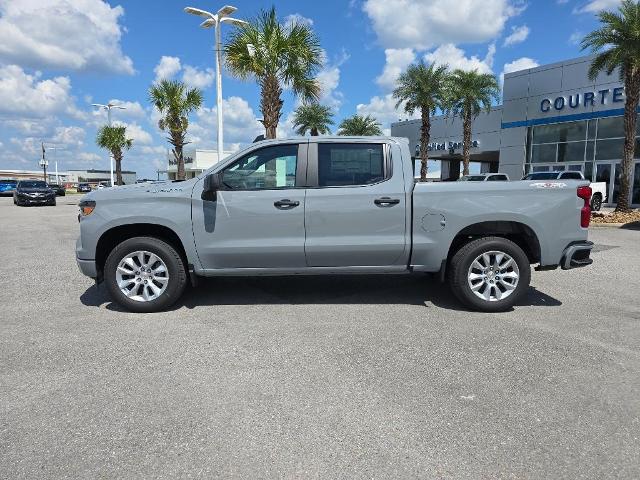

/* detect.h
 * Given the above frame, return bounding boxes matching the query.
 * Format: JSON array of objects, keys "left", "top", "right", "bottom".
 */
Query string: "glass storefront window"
[
  {"left": 587, "top": 119, "right": 597, "bottom": 140},
  {"left": 568, "top": 164, "right": 583, "bottom": 171},
  {"left": 585, "top": 161, "right": 594, "bottom": 181},
  {"left": 586, "top": 140, "right": 595, "bottom": 162},
  {"left": 557, "top": 141, "right": 586, "bottom": 162},
  {"left": 596, "top": 138, "right": 624, "bottom": 160},
  {"left": 612, "top": 163, "right": 622, "bottom": 203},
  {"left": 596, "top": 116, "right": 625, "bottom": 139},
  {"left": 633, "top": 162, "right": 640, "bottom": 204},
  {"left": 531, "top": 143, "right": 557, "bottom": 163},
  {"left": 532, "top": 165, "right": 550, "bottom": 172},
  {"left": 596, "top": 163, "right": 612, "bottom": 200},
  {"left": 532, "top": 121, "right": 587, "bottom": 144}
]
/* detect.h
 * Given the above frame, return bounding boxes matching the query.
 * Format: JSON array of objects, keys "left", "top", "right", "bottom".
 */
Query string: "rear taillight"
[{"left": 577, "top": 185, "right": 592, "bottom": 228}]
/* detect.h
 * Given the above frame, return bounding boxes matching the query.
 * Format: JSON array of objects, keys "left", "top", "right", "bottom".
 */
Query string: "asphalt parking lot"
[{"left": 1, "top": 196, "right": 638, "bottom": 479}]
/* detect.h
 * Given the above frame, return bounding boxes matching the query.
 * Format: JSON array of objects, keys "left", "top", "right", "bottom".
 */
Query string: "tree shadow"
[
  {"left": 621, "top": 221, "right": 640, "bottom": 231},
  {"left": 80, "top": 274, "right": 562, "bottom": 313}
]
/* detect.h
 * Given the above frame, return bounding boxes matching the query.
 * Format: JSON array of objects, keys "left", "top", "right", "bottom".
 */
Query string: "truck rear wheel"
[
  {"left": 104, "top": 236, "right": 187, "bottom": 313},
  {"left": 448, "top": 236, "right": 530, "bottom": 312},
  {"left": 590, "top": 193, "right": 602, "bottom": 211}
]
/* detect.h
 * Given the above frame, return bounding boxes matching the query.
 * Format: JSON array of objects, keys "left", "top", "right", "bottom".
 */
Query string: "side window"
[
  {"left": 561, "top": 172, "right": 582, "bottom": 180},
  {"left": 222, "top": 144, "right": 298, "bottom": 190},
  {"left": 318, "top": 143, "right": 385, "bottom": 187}
]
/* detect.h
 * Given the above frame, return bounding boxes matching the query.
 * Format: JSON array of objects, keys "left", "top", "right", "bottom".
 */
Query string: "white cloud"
[
  {"left": 51, "top": 125, "right": 85, "bottom": 148},
  {"left": 363, "top": 0, "right": 523, "bottom": 50},
  {"left": 503, "top": 25, "right": 529, "bottom": 46},
  {"left": 0, "top": 65, "right": 81, "bottom": 118},
  {"left": 575, "top": 0, "right": 621, "bottom": 13},
  {"left": 0, "top": 0, "right": 133, "bottom": 74},
  {"left": 315, "top": 49, "right": 349, "bottom": 109},
  {"left": 423, "top": 44, "right": 495, "bottom": 74},
  {"left": 356, "top": 93, "right": 420, "bottom": 135},
  {"left": 153, "top": 56, "right": 181, "bottom": 83},
  {"left": 569, "top": 31, "right": 584, "bottom": 45},
  {"left": 112, "top": 122, "right": 153, "bottom": 145},
  {"left": 501, "top": 56, "right": 539, "bottom": 84},
  {"left": 182, "top": 65, "right": 215, "bottom": 89},
  {"left": 188, "top": 96, "right": 263, "bottom": 149},
  {"left": 284, "top": 14, "right": 314, "bottom": 27},
  {"left": 376, "top": 48, "right": 416, "bottom": 91}
]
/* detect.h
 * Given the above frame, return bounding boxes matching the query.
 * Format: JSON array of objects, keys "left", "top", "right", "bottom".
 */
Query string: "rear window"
[
  {"left": 459, "top": 175, "right": 485, "bottom": 181},
  {"left": 318, "top": 143, "right": 385, "bottom": 187},
  {"left": 560, "top": 172, "right": 583, "bottom": 180},
  {"left": 523, "top": 172, "right": 559, "bottom": 180}
]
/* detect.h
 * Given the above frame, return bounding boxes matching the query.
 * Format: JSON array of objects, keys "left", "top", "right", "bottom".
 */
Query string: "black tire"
[
  {"left": 448, "top": 236, "right": 531, "bottom": 312},
  {"left": 50, "top": 199, "right": 56, "bottom": 206},
  {"left": 590, "top": 193, "right": 602, "bottom": 211},
  {"left": 104, "top": 236, "right": 187, "bottom": 313}
]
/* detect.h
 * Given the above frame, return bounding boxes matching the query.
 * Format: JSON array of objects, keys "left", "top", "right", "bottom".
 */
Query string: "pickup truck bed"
[{"left": 76, "top": 136, "right": 594, "bottom": 313}]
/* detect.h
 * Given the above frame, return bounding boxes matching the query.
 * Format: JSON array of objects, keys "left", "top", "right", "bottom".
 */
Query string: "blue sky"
[{"left": 0, "top": 0, "right": 621, "bottom": 178}]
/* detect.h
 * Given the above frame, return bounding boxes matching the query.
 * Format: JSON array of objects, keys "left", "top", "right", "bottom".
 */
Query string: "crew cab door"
[
  {"left": 304, "top": 141, "right": 408, "bottom": 267},
  {"left": 192, "top": 142, "right": 308, "bottom": 269}
]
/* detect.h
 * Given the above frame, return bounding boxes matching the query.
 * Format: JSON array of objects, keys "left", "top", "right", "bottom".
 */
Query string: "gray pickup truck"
[{"left": 76, "top": 137, "right": 594, "bottom": 313}]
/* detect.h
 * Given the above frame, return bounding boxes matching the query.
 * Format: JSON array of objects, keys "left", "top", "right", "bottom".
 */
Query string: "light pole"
[
  {"left": 92, "top": 102, "right": 126, "bottom": 186},
  {"left": 46, "top": 145, "right": 66, "bottom": 184},
  {"left": 184, "top": 5, "right": 247, "bottom": 163}
]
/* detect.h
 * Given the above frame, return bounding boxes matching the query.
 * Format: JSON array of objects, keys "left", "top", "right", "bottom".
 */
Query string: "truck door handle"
[
  {"left": 374, "top": 197, "right": 400, "bottom": 206},
  {"left": 274, "top": 199, "right": 300, "bottom": 209}
]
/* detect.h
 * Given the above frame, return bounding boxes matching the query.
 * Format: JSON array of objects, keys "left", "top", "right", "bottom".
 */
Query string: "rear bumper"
[{"left": 561, "top": 241, "right": 594, "bottom": 270}]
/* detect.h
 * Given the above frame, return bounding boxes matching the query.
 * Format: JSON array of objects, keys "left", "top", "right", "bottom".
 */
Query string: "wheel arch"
[
  {"left": 446, "top": 221, "right": 542, "bottom": 267},
  {"left": 95, "top": 223, "right": 189, "bottom": 282}
]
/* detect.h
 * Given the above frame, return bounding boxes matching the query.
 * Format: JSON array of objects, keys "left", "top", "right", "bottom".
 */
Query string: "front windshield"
[
  {"left": 523, "top": 172, "right": 559, "bottom": 180},
  {"left": 19, "top": 181, "right": 48, "bottom": 188}
]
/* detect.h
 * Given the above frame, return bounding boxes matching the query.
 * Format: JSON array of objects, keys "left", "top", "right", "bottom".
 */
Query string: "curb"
[{"left": 590, "top": 223, "right": 625, "bottom": 228}]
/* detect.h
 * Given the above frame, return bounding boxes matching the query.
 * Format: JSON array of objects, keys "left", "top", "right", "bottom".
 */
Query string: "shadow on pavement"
[
  {"left": 621, "top": 221, "right": 640, "bottom": 231},
  {"left": 80, "top": 274, "right": 562, "bottom": 313}
]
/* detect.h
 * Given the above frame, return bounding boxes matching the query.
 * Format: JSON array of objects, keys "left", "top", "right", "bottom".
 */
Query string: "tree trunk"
[
  {"left": 310, "top": 127, "right": 318, "bottom": 136},
  {"left": 462, "top": 109, "right": 472, "bottom": 177},
  {"left": 419, "top": 106, "right": 430, "bottom": 182},
  {"left": 170, "top": 130, "right": 186, "bottom": 181},
  {"left": 261, "top": 74, "right": 283, "bottom": 139},
  {"left": 114, "top": 149, "right": 123, "bottom": 185},
  {"left": 618, "top": 70, "right": 640, "bottom": 212}
]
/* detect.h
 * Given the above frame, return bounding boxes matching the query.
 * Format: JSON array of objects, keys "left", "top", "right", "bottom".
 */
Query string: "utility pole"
[{"left": 39, "top": 142, "right": 48, "bottom": 182}]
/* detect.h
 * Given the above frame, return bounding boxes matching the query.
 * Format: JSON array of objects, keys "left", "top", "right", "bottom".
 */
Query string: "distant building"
[
  {"left": 67, "top": 169, "right": 137, "bottom": 186},
  {"left": 166, "top": 149, "right": 233, "bottom": 180},
  {"left": 0, "top": 169, "right": 74, "bottom": 183}
]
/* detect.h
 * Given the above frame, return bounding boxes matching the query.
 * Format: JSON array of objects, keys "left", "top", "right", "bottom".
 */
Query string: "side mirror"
[{"left": 201, "top": 172, "right": 223, "bottom": 201}]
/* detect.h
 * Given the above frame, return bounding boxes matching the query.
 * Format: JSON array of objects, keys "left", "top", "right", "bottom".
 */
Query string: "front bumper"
[
  {"left": 76, "top": 256, "right": 97, "bottom": 278},
  {"left": 17, "top": 194, "right": 55, "bottom": 204},
  {"left": 561, "top": 241, "right": 594, "bottom": 270}
]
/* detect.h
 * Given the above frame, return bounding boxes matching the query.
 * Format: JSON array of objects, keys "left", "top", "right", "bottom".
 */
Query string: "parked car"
[
  {"left": 458, "top": 173, "right": 510, "bottom": 182},
  {"left": 13, "top": 180, "right": 56, "bottom": 206},
  {"left": 47, "top": 183, "right": 66, "bottom": 196},
  {"left": 0, "top": 179, "right": 18, "bottom": 196},
  {"left": 77, "top": 183, "right": 92, "bottom": 193},
  {"left": 522, "top": 171, "right": 607, "bottom": 210},
  {"left": 76, "top": 137, "right": 594, "bottom": 313}
]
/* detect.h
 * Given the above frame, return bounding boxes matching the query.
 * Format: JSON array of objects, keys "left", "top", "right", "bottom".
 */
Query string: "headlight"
[{"left": 78, "top": 200, "right": 96, "bottom": 217}]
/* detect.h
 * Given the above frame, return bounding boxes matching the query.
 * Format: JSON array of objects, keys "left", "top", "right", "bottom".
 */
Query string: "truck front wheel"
[
  {"left": 448, "top": 236, "right": 530, "bottom": 312},
  {"left": 104, "top": 236, "right": 187, "bottom": 313}
]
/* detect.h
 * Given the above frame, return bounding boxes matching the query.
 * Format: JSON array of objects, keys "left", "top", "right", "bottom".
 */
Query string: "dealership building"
[{"left": 391, "top": 54, "right": 640, "bottom": 207}]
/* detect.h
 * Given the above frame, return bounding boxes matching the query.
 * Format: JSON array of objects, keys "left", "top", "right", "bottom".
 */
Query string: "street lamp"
[
  {"left": 92, "top": 102, "right": 126, "bottom": 186},
  {"left": 46, "top": 144, "right": 66, "bottom": 184},
  {"left": 184, "top": 4, "right": 247, "bottom": 163}
]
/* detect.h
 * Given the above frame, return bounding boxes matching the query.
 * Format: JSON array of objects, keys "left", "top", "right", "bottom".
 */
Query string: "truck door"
[
  {"left": 192, "top": 142, "right": 308, "bottom": 269},
  {"left": 304, "top": 141, "right": 408, "bottom": 267}
]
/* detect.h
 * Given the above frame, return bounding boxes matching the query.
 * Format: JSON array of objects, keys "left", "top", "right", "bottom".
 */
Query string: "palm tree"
[
  {"left": 148, "top": 79, "right": 203, "bottom": 181},
  {"left": 581, "top": 0, "right": 640, "bottom": 212},
  {"left": 337, "top": 114, "right": 383, "bottom": 136},
  {"left": 292, "top": 103, "right": 334, "bottom": 136},
  {"left": 225, "top": 7, "right": 323, "bottom": 139},
  {"left": 95, "top": 125, "right": 133, "bottom": 186},
  {"left": 393, "top": 61, "right": 448, "bottom": 181},
  {"left": 445, "top": 69, "right": 500, "bottom": 176}
]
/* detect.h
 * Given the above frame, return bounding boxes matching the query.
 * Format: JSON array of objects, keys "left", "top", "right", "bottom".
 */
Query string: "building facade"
[
  {"left": 166, "top": 149, "right": 233, "bottom": 180},
  {"left": 391, "top": 54, "right": 640, "bottom": 207},
  {"left": 0, "top": 169, "right": 137, "bottom": 185}
]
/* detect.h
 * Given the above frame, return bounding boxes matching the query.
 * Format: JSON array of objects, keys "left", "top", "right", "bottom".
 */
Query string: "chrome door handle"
[
  {"left": 374, "top": 197, "right": 400, "bottom": 206},
  {"left": 274, "top": 199, "right": 300, "bottom": 209}
]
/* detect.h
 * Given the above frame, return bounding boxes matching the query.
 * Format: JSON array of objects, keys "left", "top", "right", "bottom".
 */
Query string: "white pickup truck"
[{"left": 522, "top": 171, "right": 607, "bottom": 210}]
